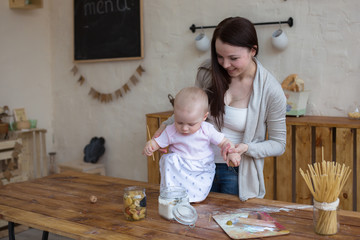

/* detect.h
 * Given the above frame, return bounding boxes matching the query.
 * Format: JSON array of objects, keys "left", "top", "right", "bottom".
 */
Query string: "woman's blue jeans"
[{"left": 210, "top": 163, "right": 239, "bottom": 195}]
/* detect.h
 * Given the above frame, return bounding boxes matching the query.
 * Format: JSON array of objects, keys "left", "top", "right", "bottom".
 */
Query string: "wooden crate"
[{"left": 9, "top": 129, "right": 48, "bottom": 179}]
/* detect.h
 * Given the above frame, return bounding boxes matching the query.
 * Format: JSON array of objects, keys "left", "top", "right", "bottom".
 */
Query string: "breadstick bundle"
[{"left": 299, "top": 161, "right": 351, "bottom": 235}]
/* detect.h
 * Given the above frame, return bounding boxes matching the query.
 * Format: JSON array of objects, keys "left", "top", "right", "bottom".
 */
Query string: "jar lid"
[
  {"left": 160, "top": 186, "right": 187, "bottom": 199},
  {"left": 172, "top": 204, "right": 198, "bottom": 228}
]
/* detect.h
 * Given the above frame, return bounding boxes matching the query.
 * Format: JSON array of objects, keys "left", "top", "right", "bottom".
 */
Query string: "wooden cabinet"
[
  {"left": 146, "top": 112, "right": 360, "bottom": 211},
  {"left": 9, "top": 0, "right": 43, "bottom": 9},
  {"left": 264, "top": 116, "right": 360, "bottom": 212},
  {"left": 146, "top": 111, "right": 173, "bottom": 184}
]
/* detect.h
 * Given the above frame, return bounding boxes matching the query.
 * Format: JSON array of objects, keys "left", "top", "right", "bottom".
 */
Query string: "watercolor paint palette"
[{"left": 213, "top": 211, "right": 290, "bottom": 239}]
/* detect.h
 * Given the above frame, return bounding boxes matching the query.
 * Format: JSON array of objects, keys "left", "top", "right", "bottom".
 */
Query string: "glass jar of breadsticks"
[
  {"left": 123, "top": 186, "right": 146, "bottom": 221},
  {"left": 300, "top": 161, "right": 351, "bottom": 235}
]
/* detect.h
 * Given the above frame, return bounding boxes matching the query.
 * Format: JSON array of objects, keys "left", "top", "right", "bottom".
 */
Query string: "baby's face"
[{"left": 174, "top": 108, "right": 207, "bottom": 135}]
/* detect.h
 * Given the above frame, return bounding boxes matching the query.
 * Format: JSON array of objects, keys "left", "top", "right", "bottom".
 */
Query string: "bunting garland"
[{"left": 71, "top": 64, "right": 145, "bottom": 103}]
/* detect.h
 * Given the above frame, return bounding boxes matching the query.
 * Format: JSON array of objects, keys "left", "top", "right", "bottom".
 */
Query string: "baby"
[{"left": 143, "top": 87, "right": 240, "bottom": 202}]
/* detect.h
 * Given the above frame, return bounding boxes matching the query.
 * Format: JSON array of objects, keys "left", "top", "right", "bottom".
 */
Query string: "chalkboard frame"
[{"left": 74, "top": 0, "right": 144, "bottom": 63}]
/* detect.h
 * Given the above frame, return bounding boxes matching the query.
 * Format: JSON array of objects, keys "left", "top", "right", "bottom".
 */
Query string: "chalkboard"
[{"left": 74, "top": 0, "right": 143, "bottom": 62}]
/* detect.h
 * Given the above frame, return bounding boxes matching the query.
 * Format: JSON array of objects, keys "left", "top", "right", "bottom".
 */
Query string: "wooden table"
[{"left": 0, "top": 172, "right": 360, "bottom": 239}]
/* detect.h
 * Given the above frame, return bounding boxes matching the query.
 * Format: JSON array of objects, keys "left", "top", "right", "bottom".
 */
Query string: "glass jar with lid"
[
  {"left": 158, "top": 186, "right": 197, "bottom": 227},
  {"left": 123, "top": 186, "right": 146, "bottom": 221}
]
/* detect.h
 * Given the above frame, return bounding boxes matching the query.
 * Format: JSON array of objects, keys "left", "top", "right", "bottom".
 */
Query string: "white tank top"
[{"left": 213, "top": 105, "right": 247, "bottom": 163}]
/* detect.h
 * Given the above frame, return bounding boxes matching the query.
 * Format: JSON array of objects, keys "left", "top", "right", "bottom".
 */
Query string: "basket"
[{"left": 16, "top": 121, "right": 31, "bottom": 130}]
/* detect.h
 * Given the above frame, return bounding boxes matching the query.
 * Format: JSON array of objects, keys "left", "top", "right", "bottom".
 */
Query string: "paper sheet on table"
[{"left": 213, "top": 212, "right": 290, "bottom": 239}]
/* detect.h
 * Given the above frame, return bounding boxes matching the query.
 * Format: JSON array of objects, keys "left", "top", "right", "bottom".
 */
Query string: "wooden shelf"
[{"left": 9, "top": 0, "right": 43, "bottom": 9}]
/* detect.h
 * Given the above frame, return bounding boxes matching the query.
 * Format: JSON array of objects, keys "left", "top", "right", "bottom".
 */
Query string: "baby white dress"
[{"left": 155, "top": 121, "right": 224, "bottom": 202}]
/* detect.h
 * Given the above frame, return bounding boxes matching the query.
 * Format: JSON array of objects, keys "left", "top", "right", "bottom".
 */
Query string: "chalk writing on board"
[
  {"left": 83, "top": 0, "right": 131, "bottom": 16},
  {"left": 74, "top": 0, "right": 143, "bottom": 62}
]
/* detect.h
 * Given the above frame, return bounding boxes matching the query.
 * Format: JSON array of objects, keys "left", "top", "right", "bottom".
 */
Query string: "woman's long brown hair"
[{"left": 208, "top": 17, "right": 259, "bottom": 130}]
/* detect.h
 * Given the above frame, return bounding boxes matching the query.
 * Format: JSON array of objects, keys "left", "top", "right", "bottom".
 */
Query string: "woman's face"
[{"left": 215, "top": 39, "right": 256, "bottom": 78}]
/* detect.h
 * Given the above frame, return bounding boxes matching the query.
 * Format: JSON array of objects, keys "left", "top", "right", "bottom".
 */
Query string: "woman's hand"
[
  {"left": 227, "top": 153, "right": 241, "bottom": 167},
  {"left": 221, "top": 143, "right": 248, "bottom": 162},
  {"left": 153, "top": 124, "right": 167, "bottom": 153}
]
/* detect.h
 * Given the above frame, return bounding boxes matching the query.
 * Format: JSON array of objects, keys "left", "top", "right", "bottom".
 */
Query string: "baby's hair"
[{"left": 174, "top": 87, "right": 208, "bottom": 114}]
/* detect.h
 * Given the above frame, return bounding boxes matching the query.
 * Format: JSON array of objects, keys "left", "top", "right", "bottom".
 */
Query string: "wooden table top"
[{"left": 0, "top": 171, "right": 360, "bottom": 239}]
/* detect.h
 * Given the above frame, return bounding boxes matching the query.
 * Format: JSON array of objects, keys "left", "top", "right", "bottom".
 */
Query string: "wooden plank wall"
[{"left": 264, "top": 116, "right": 360, "bottom": 212}]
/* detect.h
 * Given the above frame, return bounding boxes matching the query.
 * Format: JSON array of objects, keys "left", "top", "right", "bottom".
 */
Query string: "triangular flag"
[
  {"left": 78, "top": 75, "right": 85, "bottom": 85},
  {"left": 71, "top": 65, "right": 78, "bottom": 75},
  {"left": 136, "top": 65, "right": 145, "bottom": 76},
  {"left": 115, "top": 89, "right": 122, "bottom": 98},
  {"left": 88, "top": 87, "right": 95, "bottom": 96},
  {"left": 123, "top": 84, "right": 130, "bottom": 93},
  {"left": 130, "top": 75, "right": 139, "bottom": 85},
  {"left": 89, "top": 88, "right": 100, "bottom": 100},
  {"left": 100, "top": 94, "right": 106, "bottom": 103},
  {"left": 107, "top": 94, "right": 113, "bottom": 102}
]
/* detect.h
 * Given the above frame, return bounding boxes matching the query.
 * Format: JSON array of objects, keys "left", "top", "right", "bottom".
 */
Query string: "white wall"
[
  {"left": 0, "top": 1, "right": 53, "bottom": 151},
  {"left": 1, "top": 0, "right": 359, "bottom": 182}
]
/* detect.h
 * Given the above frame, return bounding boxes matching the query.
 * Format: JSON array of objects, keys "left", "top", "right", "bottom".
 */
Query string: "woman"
[{"left": 157, "top": 17, "right": 286, "bottom": 201}]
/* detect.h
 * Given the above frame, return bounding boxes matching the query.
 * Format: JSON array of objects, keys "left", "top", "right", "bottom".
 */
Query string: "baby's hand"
[
  {"left": 143, "top": 140, "right": 156, "bottom": 156},
  {"left": 227, "top": 153, "right": 241, "bottom": 167}
]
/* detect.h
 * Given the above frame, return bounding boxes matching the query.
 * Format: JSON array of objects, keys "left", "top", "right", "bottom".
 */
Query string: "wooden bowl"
[{"left": 16, "top": 120, "right": 30, "bottom": 130}]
